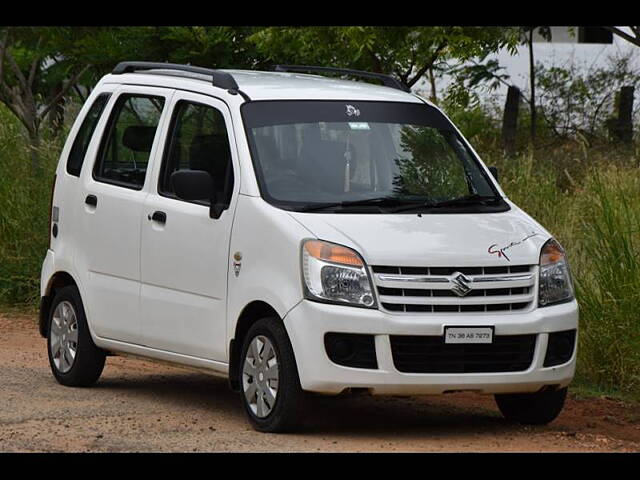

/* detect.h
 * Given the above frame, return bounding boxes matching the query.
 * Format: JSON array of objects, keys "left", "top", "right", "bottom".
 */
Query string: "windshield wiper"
[
  {"left": 295, "top": 196, "right": 417, "bottom": 212},
  {"left": 429, "top": 194, "right": 502, "bottom": 208},
  {"left": 390, "top": 194, "right": 502, "bottom": 213},
  {"left": 294, "top": 194, "right": 502, "bottom": 213}
]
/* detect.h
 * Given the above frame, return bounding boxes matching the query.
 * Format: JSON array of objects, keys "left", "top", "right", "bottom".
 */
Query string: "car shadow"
[{"left": 93, "top": 365, "right": 528, "bottom": 437}]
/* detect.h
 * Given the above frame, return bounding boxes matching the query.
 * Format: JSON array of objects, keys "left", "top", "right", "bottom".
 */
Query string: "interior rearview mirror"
[{"left": 488, "top": 166, "right": 499, "bottom": 182}]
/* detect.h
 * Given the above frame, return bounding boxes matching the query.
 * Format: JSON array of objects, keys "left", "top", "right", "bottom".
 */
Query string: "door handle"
[
  {"left": 85, "top": 194, "right": 98, "bottom": 207},
  {"left": 148, "top": 211, "right": 167, "bottom": 224}
]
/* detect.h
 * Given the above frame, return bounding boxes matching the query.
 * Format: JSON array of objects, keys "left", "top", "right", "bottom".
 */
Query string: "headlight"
[
  {"left": 538, "top": 238, "right": 574, "bottom": 307},
  {"left": 301, "top": 239, "right": 376, "bottom": 308}
]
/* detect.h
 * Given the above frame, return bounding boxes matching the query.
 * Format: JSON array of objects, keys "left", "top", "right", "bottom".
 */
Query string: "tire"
[
  {"left": 495, "top": 387, "right": 568, "bottom": 425},
  {"left": 238, "top": 317, "right": 307, "bottom": 432},
  {"left": 47, "top": 285, "right": 106, "bottom": 387}
]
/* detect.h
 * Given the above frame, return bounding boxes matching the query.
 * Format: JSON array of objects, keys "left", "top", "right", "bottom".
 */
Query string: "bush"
[
  {"left": 574, "top": 169, "right": 640, "bottom": 393},
  {"left": 0, "top": 106, "right": 60, "bottom": 305},
  {"left": 480, "top": 143, "right": 640, "bottom": 397},
  {"left": 536, "top": 53, "right": 640, "bottom": 140}
]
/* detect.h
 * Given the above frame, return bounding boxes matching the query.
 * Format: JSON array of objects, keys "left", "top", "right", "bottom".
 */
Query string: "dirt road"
[{"left": 1, "top": 311, "right": 638, "bottom": 452}]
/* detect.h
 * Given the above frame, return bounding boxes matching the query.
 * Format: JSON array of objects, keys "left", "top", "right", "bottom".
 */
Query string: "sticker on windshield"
[
  {"left": 345, "top": 104, "right": 360, "bottom": 117},
  {"left": 348, "top": 122, "right": 370, "bottom": 130}
]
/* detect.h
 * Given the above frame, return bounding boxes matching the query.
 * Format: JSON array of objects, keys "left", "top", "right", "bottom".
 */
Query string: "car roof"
[{"left": 101, "top": 69, "right": 426, "bottom": 104}]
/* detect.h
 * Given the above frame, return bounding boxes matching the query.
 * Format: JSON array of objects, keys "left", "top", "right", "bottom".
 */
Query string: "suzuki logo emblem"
[{"left": 450, "top": 272, "right": 472, "bottom": 297}]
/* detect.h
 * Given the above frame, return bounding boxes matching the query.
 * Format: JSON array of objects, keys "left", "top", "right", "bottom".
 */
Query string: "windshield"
[{"left": 242, "top": 100, "right": 506, "bottom": 213}]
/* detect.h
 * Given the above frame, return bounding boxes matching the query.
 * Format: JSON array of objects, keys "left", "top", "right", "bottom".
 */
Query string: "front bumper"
[{"left": 283, "top": 299, "right": 578, "bottom": 395}]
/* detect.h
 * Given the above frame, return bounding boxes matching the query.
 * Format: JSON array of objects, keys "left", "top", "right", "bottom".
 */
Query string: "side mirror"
[
  {"left": 170, "top": 170, "right": 228, "bottom": 219},
  {"left": 488, "top": 166, "right": 499, "bottom": 182}
]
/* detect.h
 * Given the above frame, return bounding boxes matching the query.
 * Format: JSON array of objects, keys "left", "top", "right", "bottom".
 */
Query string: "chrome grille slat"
[
  {"left": 372, "top": 265, "right": 535, "bottom": 314},
  {"left": 375, "top": 274, "right": 534, "bottom": 290},
  {"left": 378, "top": 293, "right": 534, "bottom": 306}
]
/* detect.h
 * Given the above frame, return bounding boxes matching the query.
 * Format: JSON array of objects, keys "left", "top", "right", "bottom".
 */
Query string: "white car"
[{"left": 40, "top": 62, "right": 578, "bottom": 432}]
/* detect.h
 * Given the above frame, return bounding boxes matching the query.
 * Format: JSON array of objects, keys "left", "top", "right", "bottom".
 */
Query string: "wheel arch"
[
  {"left": 228, "top": 300, "right": 281, "bottom": 392},
  {"left": 40, "top": 271, "right": 79, "bottom": 338}
]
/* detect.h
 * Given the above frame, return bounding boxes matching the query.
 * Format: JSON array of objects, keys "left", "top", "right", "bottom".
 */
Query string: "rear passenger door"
[
  {"left": 139, "top": 92, "right": 239, "bottom": 361},
  {"left": 76, "top": 86, "right": 172, "bottom": 345}
]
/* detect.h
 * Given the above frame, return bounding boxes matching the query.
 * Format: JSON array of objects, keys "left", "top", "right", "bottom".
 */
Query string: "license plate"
[{"left": 445, "top": 327, "right": 493, "bottom": 344}]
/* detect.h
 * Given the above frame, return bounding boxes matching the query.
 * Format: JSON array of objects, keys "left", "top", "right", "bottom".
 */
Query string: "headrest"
[
  {"left": 188, "top": 134, "right": 232, "bottom": 190},
  {"left": 122, "top": 125, "right": 157, "bottom": 152}
]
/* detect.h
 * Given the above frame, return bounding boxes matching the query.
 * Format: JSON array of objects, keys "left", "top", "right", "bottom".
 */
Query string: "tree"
[
  {"left": 603, "top": 27, "right": 640, "bottom": 48},
  {"left": 0, "top": 27, "right": 89, "bottom": 173},
  {"left": 249, "top": 26, "right": 519, "bottom": 90},
  {"left": 58, "top": 27, "right": 265, "bottom": 81},
  {"left": 520, "top": 26, "right": 551, "bottom": 142},
  {"left": 0, "top": 27, "right": 265, "bottom": 173}
]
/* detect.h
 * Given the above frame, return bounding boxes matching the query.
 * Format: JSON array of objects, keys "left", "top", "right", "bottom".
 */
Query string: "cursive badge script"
[{"left": 488, "top": 232, "right": 540, "bottom": 262}]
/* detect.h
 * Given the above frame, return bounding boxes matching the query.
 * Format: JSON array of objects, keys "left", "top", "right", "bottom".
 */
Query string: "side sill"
[{"left": 94, "top": 336, "right": 229, "bottom": 378}]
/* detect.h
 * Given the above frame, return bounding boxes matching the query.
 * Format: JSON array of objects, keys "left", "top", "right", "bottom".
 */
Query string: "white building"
[{"left": 418, "top": 27, "right": 639, "bottom": 105}]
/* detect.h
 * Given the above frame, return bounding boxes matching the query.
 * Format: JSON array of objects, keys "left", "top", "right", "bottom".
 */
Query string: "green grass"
[
  {"left": 570, "top": 379, "right": 640, "bottom": 406},
  {"left": 483, "top": 144, "right": 640, "bottom": 400},
  {"left": 0, "top": 102, "right": 639, "bottom": 401},
  {"left": 0, "top": 106, "right": 61, "bottom": 307}
]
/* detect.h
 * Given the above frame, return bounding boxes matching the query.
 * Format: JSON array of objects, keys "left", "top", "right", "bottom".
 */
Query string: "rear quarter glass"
[{"left": 66, "top": 93, "right": 112, "bottom": 177}]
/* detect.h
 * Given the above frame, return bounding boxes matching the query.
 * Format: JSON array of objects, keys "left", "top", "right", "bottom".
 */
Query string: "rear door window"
[{"left": 93, "top": 94, "right": 165, "bottom": 190}]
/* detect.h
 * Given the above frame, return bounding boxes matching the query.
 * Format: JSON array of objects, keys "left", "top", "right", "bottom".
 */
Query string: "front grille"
[
  {"left": 390, "top": 334, "right": 537, "bottom": 373},
  {"left": 372, "top": 265, "right": 536, "bottom": 313}
]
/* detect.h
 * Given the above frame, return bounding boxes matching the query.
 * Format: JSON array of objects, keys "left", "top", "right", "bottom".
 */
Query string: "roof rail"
[
  {"left": 111, "top": 61, "right": 250, "bottom": 100},
  {"left": 273, "top": 64, "right": 411, "bottom": 93}
]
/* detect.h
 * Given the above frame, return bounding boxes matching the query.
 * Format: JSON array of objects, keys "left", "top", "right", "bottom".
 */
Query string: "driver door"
[{"left": 139, "top": 92, "right": 239, "bottom": 361}]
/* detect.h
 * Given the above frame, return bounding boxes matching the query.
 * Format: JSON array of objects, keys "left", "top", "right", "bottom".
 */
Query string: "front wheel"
[
  {"left": 495, "top": 387, "right": 568, "bottom": 425},
  {"left": 238, "top": 317, "right": 307, "bottom": 432}
]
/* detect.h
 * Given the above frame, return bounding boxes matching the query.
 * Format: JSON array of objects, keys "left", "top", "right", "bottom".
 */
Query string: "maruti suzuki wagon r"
[{"left": 40, "top": 62, "right": 578, "bottom": 432}]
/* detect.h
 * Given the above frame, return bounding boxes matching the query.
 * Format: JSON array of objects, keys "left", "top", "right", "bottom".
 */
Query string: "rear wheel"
[
  {"left": 47, "top": 286, "right": 106, "bottom": 387},
  {"left": 495, "top": 387, "right": 568, "bottom": 425},
  {"left": 238, "top": 317, "right": 307, "bottom": 432}
]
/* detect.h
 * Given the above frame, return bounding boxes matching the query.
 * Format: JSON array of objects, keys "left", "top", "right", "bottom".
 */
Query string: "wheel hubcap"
[
  {"left": 50, "top": 301, "right": 78, "bottom": 373},
  {"left": 242, "top": 335, "right": 279, "bottom": 418}
]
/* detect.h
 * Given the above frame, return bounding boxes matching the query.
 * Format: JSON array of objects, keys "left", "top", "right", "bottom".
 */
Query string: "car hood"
[{"left": 287, "top": 203, "right": 551, "bottom": 267}]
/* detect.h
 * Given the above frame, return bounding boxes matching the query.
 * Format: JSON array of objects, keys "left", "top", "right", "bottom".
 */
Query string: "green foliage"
[
  {"left": 446, "top": 58, "right": 510, "bottom": 105},
  {"left": 481, "top": 143, "right": 640, "bottom": 398},
  {"left": 58, "top": 27, "right": 266, "bottom": 80},
  {"left": 0, "top": 105, "right": 60, "bottom": 304},
  {"left": 249, "top": 26, "right": 519, "bottom": 87},
  {"left": 394, "top": 127, "right": 468, "bottom": 198},
  {"left": 574, "top": 169, "right": 640, "bottom": 393},
  {"left": 438, "top": 98, "right": 502, "bottom": 148},
  {"left": 1, "top": 27, "right": 78, "bottom": 94},
  {"left": 535, "top": 54, "right": 640, "bottom": 139}
]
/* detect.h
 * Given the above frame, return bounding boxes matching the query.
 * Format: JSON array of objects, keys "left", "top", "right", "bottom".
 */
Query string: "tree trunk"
[
  {"left": 502, "top": 85, "right": 521, "bottom": 156},
  {"left": 428, "top": 66, "right": 437, "bottom": 103},
  {"left": 47, "top": 81, "right": 65, "bottom": 136},
  {"left": 28, "top": 128, "right": 41, "bottom": 175},
  {"left": 528, "top": 29, "right": 537, "bottom": 142},
  {"left": 617, "top": 86, "right": 635, "bottom": 143}
]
